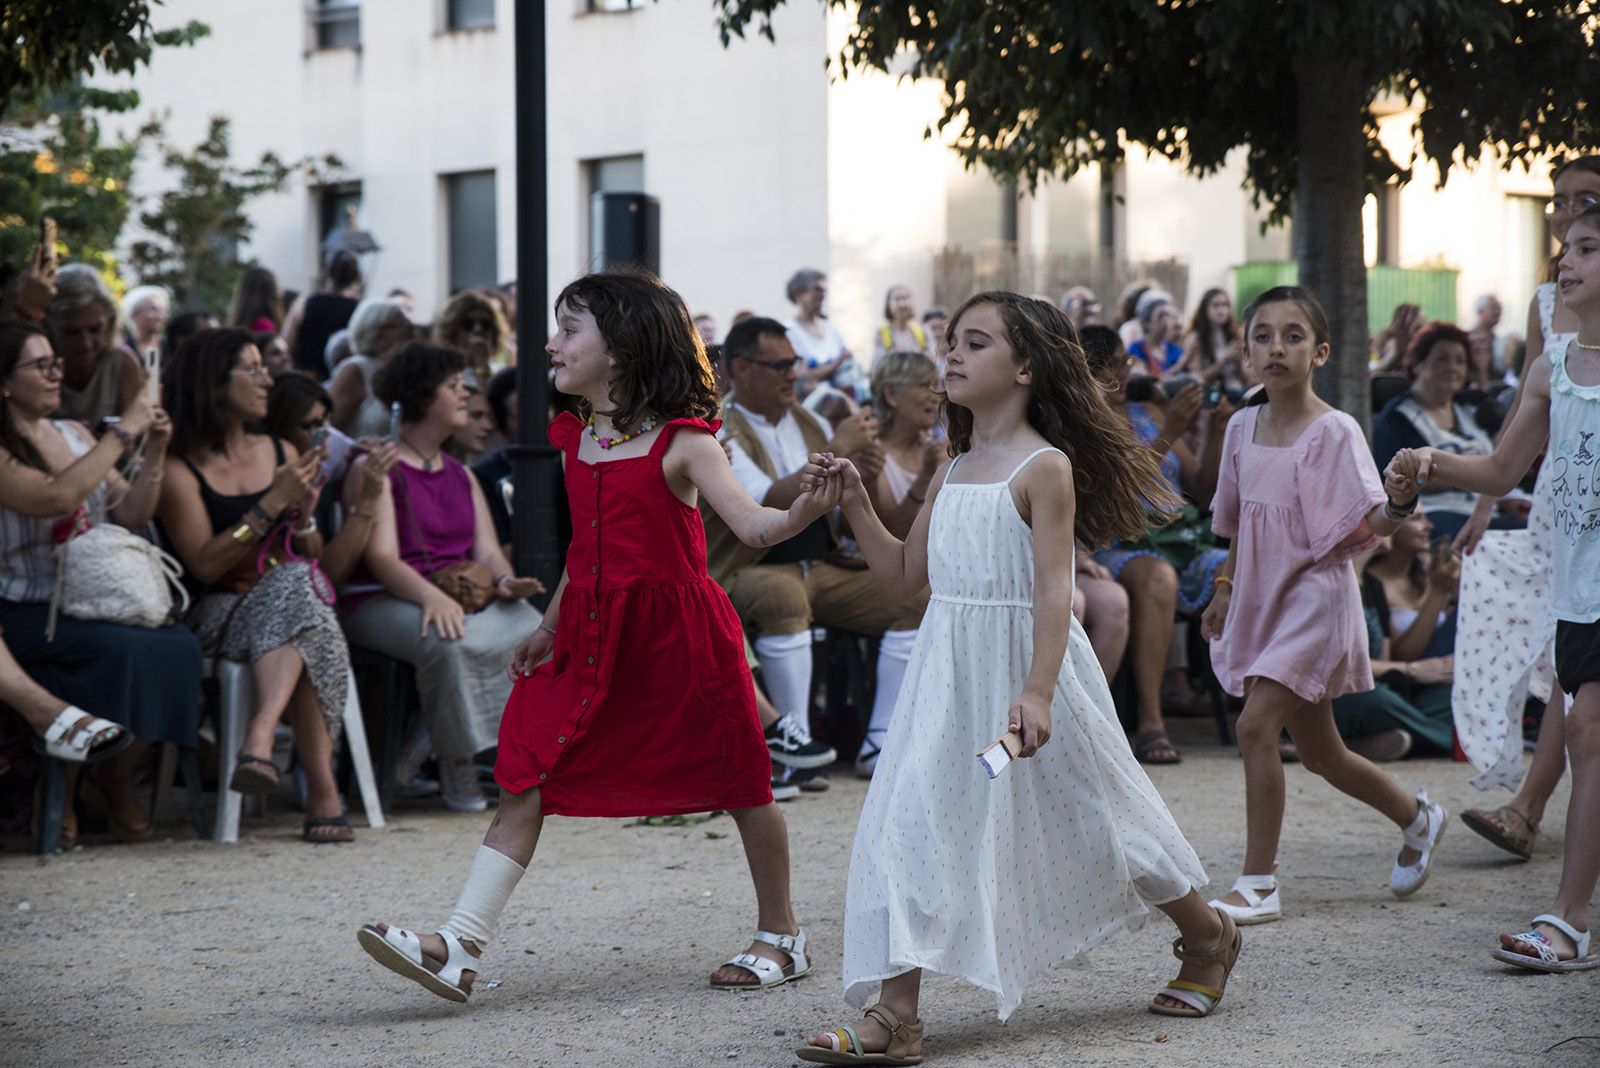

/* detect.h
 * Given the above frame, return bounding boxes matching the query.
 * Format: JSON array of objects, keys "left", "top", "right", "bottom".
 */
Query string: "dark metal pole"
[{"left": 511, "top": 0, "right": 561, "bottom": 595}]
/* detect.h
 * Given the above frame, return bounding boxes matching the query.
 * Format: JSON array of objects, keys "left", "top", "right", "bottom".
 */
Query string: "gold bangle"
[
  {"left": 230, "top": 523, "right": 259, "bottom": 545},
  {"left": 346, "top": 507, "right": 376, "bottom": 519},
  {"left": 1214, "top": 575, "right": 1233, "bottom": 588}
]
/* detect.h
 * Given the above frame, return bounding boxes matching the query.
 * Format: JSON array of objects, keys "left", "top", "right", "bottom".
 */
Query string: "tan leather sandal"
[
  {"left": 797, "top": 1002, "right": 925, "bottom": 1065},
  {"left": 1461, "top": 805, "right": 1537, "bottom": 860},
  {"left": 1150, "top": 906, "right": 1242, "bottom": 1018}
]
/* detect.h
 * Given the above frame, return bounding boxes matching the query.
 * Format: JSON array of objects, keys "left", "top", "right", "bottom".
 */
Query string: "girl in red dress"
[{"left": 358, "top": 271, "right": 842, "bottom": 1002}]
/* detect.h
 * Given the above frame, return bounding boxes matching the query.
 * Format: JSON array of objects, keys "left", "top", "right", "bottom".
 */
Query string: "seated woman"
[
  {"left": 263, "top": 371, "right": 397, "bottom": 586},
  {"left": 47, "top": 265, "right": 146, "bottom": 426},
  {"left": 1332, "top": 506, "right": 1459, "bottom": 760},
  {"left": 339, "top": 343, "right": 544, "bottom": 812},
  {"left": 159, "top": 329, "right": 355, "bottom": 844},
  {"left": 1080, "top": 325, "right": 1232, "bottom": 764},
  {"left": 1126, "top": 291, "right": 1184, "bottom": 376},
  {"left": 1371, "top": 321, "right": 1520, "bottom": 542},
  {"left": 0, "top": 320, "right": 201, "bottom": 846},
  {"left": 328, "top": 298, "right": 414, "bottom": 438}
]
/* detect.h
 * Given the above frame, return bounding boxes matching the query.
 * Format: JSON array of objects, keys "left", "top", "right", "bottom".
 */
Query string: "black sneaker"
[
  {"left": 778, "top": 763, "right": 831, "bottom": 793},
  {"left": 765, "top": 717, "right": 837, "bottom": 769},
  {"left": 770, "top": 777, "right": 800, "bottom": 802}
]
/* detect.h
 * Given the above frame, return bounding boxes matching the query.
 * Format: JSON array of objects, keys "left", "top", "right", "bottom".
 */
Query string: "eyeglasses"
[
  {"left": 1546, "top": 193, "right": 1600, "bottom": 216},
  {"left": 19, "top": 356, "right": 65, "bottom": 377},
  {"left": 231, "top": 365, "right": 270, "bottom": 379},
  {"left": 737, "top": 355, "right": 802, "bottom": 372},
  {"left": 463, "top": 318, "right": 495, "bottom": 334}
]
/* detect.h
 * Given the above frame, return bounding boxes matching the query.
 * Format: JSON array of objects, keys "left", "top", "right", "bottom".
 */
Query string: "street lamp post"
[{"left": 510, "top": 0, "right": 562, "bottom": 595}]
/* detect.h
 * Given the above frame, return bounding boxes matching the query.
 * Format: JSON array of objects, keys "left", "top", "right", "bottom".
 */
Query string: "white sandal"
[
  {"left": 35, "top": 707, "right": 130, "bottom": 764},
  {"left": 357, "top": 924, "right": 479, "bottom": 1003},
  {"left": 1390, "top": 790, "right": 1447, "bottom": 898},
  {"left": 1493, "top": 914, "right": 1600, "bottom": 973},
  {"left": 1209, "top": 874, "right": 1280, "bottom": 925},
  {"left": 712, "top": 928, "right": 810, "bottom": 988}
]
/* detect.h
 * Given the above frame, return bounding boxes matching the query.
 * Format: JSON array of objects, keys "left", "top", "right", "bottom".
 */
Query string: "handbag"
[
  {"left": 392, "top": 468, "right": 496, "bottom": 613},
  {"left": 46, "top": 509, "right": 190, "bottom": 641}
]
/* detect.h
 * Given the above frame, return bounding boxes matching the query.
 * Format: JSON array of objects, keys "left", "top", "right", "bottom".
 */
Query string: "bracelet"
[
  {"left": 537, "top": 620, "right": 557, "bottom": 635},
  {"left": 248, "top": 502, "right": 278, "bottom": 527},
  {"left": 1213, "top": 575, "right": 1233, "bottom": 589},
  {"left": 230, "top": 522, "right": 260, "bottom": 545},
  {"left": 292, "top": 517, "right": 317, "bottom": 537},
  {"left": 1382, "top": 497, "right": 1417, "bottom": 523},
  {"left": 105, "top": 422, "right": 135, "bottom": 449},
  {"left": 346, "top": 505, "right": 376, "bottom": 519}
]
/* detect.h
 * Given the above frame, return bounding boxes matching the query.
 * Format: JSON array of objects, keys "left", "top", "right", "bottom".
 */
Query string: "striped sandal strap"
[
  {"left": 830, "top": 1026, "right": 862, "bottom": 1055},
  {"left": 1159, "top": 978, "right": 1222, "bottom": 1014}
]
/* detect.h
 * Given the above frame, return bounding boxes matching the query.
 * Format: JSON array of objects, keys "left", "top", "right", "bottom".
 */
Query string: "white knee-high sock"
[
  {"left": 754, "top": 630, "right": 814, "bottom": 739},
  {"left": 440, "top": 845, "right": 526, "bottom": 948},
  {"left": 865, "top": 629, "right": 918, "bottom": 743}
]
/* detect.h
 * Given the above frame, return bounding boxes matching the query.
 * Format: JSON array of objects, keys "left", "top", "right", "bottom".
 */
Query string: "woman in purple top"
[{"left": 341, "top": 343, "right": 544, "bottom": 812}]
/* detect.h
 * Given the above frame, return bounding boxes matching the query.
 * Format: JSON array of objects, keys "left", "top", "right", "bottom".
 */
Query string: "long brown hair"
[
  {"left": 554, "top": 270, "right": 720, "bottom": 434},
  {"left": 0, "top": 320, "right": 51, "bottom": 472},
  {"left": 943, "top": 292, "right": 1181, "bottom": 549},
  {"left": 165, "top": 328, "right": 258, "bottom": 457}
]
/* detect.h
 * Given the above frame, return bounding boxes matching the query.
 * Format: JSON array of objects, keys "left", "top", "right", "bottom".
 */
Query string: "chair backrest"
[{"left": 1370, "top": 373, "right": 1411, "bottom": 414}]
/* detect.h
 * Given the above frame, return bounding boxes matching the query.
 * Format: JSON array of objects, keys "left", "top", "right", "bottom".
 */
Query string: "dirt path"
[{"left": 2, "top": 723, "right": 1595, "bottom": 1067}]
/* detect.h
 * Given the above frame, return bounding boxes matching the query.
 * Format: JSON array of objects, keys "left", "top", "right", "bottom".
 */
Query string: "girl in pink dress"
[{"left": 1200, "top": 286, "right": 1449, "bottom": 926}]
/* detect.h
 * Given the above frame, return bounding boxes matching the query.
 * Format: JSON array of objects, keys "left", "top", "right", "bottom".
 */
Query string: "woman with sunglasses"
[
  {"left": 434, "top": 290, "right": 509, "bottom": 388},
  {"left": 0, "top": 319, "right": 201, "bottom": 847}
]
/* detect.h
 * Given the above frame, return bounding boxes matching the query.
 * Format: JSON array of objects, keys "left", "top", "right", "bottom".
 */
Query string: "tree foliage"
[
  {"left": 713, "top": 1, "right": 1599, "bottom": 212},
  {"left": 126, "top": 117, "right": 341, "bottom": 314},
  {"left": 0, "top": 98, "right": 153, "bottom": 280},
  {"left": 0, "top": 0, "right": 207, "bottom": 120}
]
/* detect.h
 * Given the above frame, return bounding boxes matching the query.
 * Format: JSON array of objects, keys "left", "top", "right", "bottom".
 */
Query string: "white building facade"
[{"left": 94, "top": 1, "right": 1560, "bottom": 350}]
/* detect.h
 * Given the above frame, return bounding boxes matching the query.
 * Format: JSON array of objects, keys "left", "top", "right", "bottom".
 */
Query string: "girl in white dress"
[{"left": 798, "top": 293, "right": 1240, "bottom": 1065}]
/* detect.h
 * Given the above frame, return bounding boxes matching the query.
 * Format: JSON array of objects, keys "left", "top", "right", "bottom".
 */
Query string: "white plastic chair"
[{"left": 205, "top": 657, "right": 384, "bottom": 843}]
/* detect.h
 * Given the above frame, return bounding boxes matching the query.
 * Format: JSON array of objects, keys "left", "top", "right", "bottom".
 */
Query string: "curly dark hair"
[
  {"left": 943, "top": 292, "right": 1180, "bottom": 549},
  {"left": 165, "top": 328, "right": 259, "bottom": 457},
  {"left": 553, "top": 270, "right": 719, "bottom": 433},
  {"left": 372, "top": 342, "right": 466, "bottom": 423},
  {"left": 1401, "top": 321, "right": 1472, "bottom": 378}
]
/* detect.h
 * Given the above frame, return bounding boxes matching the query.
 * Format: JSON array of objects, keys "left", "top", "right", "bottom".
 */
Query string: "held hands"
[
  {"left": 1007, "top": 691, "right": 1052, "bottom": 758},
  {"left": 794, "top": 451, "right": 847, "bottom": 520},
  {"left": 507, "top": 625, "right": 555, "bottom": 679},
  {"left": 1383, "top": 448, "right": 1438, "bottom": 504}
]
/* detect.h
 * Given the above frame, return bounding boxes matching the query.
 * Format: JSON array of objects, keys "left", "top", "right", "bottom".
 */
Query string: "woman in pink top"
[{"left": 1200, "top": 287, "right": 1449, "bottom": 926}]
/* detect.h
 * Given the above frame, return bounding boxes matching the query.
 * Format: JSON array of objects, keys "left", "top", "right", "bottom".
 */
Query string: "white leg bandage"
[
  {"left": 439, "top": 845, "right": 527, "bottom": 948},
  {"left": 755, "top": 630, "right": 814, "bottom": 732}
]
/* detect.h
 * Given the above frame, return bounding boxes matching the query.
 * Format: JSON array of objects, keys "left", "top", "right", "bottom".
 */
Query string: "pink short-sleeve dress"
[{"left": 1210, "top": 407, "right": 1387, "bottom": 703}]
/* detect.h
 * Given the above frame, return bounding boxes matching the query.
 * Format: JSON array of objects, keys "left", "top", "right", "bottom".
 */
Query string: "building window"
[
  {"left": 447, "top": 0, "right": 495, "bottom": 30},
  {"left": 446, "top": 170, "right": 499, "bottom": 294},
  {"left": 312, "top": 0, "right": 361, "bottom": 49},
  {"left": 318, "top": 182, "right": 365, "bottom": 259},
  {"left": 586, "top": 0, "right": 641, "bottom": 13}
]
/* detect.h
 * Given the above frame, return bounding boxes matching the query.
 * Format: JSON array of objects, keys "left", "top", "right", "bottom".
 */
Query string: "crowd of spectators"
[{"left": 0, "top": 229, "right": 1521, "bottom": 848}]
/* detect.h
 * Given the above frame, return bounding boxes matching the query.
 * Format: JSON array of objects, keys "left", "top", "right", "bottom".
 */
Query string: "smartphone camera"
[{"left": 1204, "top": 382, "right": 1224, "bottom": 408}]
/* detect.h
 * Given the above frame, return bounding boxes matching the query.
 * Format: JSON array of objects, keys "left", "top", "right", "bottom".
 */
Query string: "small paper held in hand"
[{"left": 978, "top": 730, "right": 1023, "bottom": 779}]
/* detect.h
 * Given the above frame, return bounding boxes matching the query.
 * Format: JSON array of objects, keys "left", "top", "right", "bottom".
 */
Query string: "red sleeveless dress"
[{"left": 494, "top": 413, "right": 774, "bottom": 816}]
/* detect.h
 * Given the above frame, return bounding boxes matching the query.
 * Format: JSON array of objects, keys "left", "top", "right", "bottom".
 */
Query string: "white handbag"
[{"left": 46, "top": 518, "right": 190, "bottom": 641}]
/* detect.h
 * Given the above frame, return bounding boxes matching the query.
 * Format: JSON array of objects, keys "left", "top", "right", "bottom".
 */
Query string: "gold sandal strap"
[{"left": 1165, "top": 978, "right": 1223, "bottom": 999}]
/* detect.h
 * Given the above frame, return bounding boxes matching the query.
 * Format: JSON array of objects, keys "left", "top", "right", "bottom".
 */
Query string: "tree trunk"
[{"left": 1294, "top": 54, "right": 1371, "bottom": 433}]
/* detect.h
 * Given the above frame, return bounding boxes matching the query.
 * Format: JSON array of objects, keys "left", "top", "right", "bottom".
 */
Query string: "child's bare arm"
[
  {"left": 676, "top": 431, "right": 838, "bottom": 548},
  {"left": 1006, "top": 453, "right": 1076, "bottom": 756},
  {"left": 838, "top": 458, "right": 945, "bottom": 600},
  {"left": 1396, "top": 355, "right": 1553, "bottom": 497}
]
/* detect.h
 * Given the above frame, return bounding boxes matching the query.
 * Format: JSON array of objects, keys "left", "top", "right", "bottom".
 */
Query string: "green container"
[{"left": 1229, "top": 262, "right": 1460, "bottom": 334}]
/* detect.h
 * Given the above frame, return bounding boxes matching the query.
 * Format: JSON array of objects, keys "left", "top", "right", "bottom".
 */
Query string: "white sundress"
[
  {"left": 1452, "top": 284, "right": 1573, "bottom": 790},
  {"left": 840, "top": 448, "right": 1206, "bottom": 1022}
]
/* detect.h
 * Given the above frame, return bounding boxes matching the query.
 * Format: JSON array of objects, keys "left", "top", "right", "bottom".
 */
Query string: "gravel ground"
[{"left": 2, "top": 720, "right": 1595, "bottom": 1068}]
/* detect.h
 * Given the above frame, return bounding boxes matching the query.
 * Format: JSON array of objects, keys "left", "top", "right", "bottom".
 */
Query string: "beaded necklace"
[{"left": 586, "top": 411, "right": 658, "bottom": 450}]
